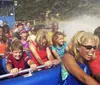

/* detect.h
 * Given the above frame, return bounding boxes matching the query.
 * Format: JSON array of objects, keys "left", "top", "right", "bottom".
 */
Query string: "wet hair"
[
  {"left": 69, "top": 30, "right": 99, "bottom": 62},
  {"left": 52, "top": 31, "right": 65, "bottom": 47}
]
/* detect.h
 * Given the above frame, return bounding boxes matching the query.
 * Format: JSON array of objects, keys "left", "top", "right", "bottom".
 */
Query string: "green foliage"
[{"left": 15, "top": 0, "right": 99, "bottom": 21}]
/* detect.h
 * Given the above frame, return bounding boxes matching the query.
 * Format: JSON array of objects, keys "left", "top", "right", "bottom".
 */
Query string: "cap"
[{"left": 20, "top": 29, "right": 28, "bottom": 34}]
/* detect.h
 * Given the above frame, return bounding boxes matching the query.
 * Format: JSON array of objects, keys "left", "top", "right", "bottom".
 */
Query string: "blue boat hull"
[{"left": 0, "top": 65, "right": 61, "bottom": 85}]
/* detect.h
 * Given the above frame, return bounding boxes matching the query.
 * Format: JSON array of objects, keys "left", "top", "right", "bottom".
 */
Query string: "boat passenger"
[
  {"left": 89, "top": 26, "right": 100, "bottom": 82},
  {"left": 51, "top": 31, "right": 68, "bottom": 63},
  {"left": 6, "top": 40, "right": 37, "bottom": 76},
  {"left": 61, "top": 31, "right": 99, "bottom": 85},
  {"left": 29, "top": 29, "right": 59, "bottom": 68}
]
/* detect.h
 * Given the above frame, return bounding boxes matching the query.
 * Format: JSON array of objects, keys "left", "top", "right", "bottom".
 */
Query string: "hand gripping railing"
[{"left": 0, "top": 65, "right": 46, "bottom": 79}]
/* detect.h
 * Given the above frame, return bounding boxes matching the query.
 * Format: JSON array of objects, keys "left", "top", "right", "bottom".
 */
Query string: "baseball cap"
[{"left": 20, "top": 29, "right": 28, "bottom": 34}]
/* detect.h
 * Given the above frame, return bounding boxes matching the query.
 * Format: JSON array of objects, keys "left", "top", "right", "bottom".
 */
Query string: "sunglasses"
[{"left": 81, "top": 45, "right": 96, "bottom": 50}]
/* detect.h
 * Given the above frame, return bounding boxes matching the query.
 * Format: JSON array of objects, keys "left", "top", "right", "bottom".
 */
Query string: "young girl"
[
  {"left": 20, "top": 29, "right": 29, "bottom": 52},
  {"left": 61, "top": 31, "right": 99, "bottom": 85},
  {"left": 51, "top": 31, "right": 68, "bottom": 62},
  {"left": 29, "top": 29, "right": 59, "bottom": 68}
]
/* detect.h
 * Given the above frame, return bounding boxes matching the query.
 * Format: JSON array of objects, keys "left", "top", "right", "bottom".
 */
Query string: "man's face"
[
  {"left": 52, "top": 23, "right": 59, "bottom": 32},
  {"left": 18, "top": 26, "right": 24, "bottom": 31}
]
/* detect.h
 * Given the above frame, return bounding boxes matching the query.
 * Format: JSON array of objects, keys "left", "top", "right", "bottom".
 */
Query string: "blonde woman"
[
  {"left": 29, "top": 29, "right": 59, "bottom": 68},
  {"left": 61, "top": 31, "right": 99, "bottom": 85}
]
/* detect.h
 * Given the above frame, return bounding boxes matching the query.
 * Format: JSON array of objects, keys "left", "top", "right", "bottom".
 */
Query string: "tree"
[{"left": 15, "top": 0, "right": 100, "bottom": 20}]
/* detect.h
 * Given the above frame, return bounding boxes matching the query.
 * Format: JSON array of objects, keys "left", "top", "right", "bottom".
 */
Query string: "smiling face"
[
  {"left": 78, "top": 39, "right": 96, "bottom": 61},
  {"left": 56, "top": 35, "right": 64, "bottom": 46},
  {"left": 11, "top": 40, "right": 23, "bottom": 60},
  {"left": 12, "top": 49, "right": 23, "bottom": 60},
  {"left": 70, "top": 31, "right": 99, "bottom": 63},
  {"left": 20, "top": 32, "right": 28, "bottom": 40}
]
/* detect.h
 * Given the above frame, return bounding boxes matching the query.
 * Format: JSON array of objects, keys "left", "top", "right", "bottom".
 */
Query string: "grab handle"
[{"left": 0, "top": 65, "right": 46, "bottom": 79}]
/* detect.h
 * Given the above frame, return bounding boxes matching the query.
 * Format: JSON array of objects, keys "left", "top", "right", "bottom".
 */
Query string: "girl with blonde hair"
[{"left": 29, "top": 29, "right": 59, "bottom": 68}]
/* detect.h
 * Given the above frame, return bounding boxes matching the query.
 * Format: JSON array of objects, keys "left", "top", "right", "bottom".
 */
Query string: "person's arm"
[
  {"left": 6, "top": 55, "right": 13, "bottom": 73},
  {"left": 94, "top": 74, "right": 100, "bottom": 82},
  {"left": 63, "top": 53, "right": 99, "bottom": 85},
  {"left": 51, "top": 46, "right": 61, "bottom": 62},
  {"left": 6, "top": 63, "right": 13, "bottom": 73},
  {"left": 27, "top": 59, "right": 37, "bottom": 71},
  {"left": 46, "top": 47, "right": 54, "bottom": 60},
  {"left": 46, "top": 47, "right": 58, "bottom": 66},
  {"left": 28, "top": 42, "right": 45, "bottom": 65},
  {"left": 46, "top": 47, "right": 60, "bottom": 66},
  {"left": 6, "top": 63, "right": 19, "bottom": 76}
]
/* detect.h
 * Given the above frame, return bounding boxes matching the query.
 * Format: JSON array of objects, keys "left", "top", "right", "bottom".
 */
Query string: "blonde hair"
[
  {"left": 35, "top": 29, "right": 50, "bottom": 47},
  {"left": 69, "top": 30, "right": 99, "bottom": 62}
]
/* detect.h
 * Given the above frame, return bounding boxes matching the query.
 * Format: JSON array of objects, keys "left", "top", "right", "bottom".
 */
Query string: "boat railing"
[{"left": 0, "top": 65, "right": 46, "bottom": 79}]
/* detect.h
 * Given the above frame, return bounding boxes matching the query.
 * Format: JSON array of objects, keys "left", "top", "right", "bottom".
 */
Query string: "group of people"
[
  {"left": 0, "top": 21, "right": 65, "bottom": 76},
  {"left": 0, "top": 21, "right": 100, "bottom": 85}
]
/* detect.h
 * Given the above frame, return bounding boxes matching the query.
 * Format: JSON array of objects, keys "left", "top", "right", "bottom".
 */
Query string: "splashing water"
[{"left": 59, "top": 15, "right": 100, "bottom": 43}]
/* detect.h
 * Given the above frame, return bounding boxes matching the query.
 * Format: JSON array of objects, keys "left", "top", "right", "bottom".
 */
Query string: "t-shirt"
[
  {"left": 7, "top": 52, "right": 30, "bottom": 70},
  {"left": 20, "top": 40, "right": 28, "bottom": 49},
  {"left": 0, "top": 43, "right": 6, "bottom": 54},
  {"left": 51, "top": 42, "right": 68, "bottom": 58},
  {"left": 89, "top": 50, "right": 100, "bottom": 75}
]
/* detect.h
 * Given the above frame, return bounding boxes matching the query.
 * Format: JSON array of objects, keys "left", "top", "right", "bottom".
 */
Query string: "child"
[
  {"left": 6, "top": 40, "right": 36, "bottom": 76},
  {"left": 29, "top": 29, "right": 59, "bottom": 68},
  {"left": 20, "top": 29, "right": 29, "bottom": 52},
  {"left": 0, "top": 27, "right": 7, "bottom": 54},
  {"left": 51, "top": 31, "right": 68, "bottom": 62}
]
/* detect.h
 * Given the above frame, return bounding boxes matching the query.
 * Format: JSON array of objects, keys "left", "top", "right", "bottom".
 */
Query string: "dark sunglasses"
[{"left": 81, "top": 45, "right": 96, "bottom": 50}]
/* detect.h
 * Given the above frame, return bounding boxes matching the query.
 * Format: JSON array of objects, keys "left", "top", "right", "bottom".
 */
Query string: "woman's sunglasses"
[{"left": 81, "top": 45, "right": 96, "bottom": 50}]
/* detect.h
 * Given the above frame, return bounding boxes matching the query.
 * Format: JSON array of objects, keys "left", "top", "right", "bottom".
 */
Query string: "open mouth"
[
  {"left": 87, "top": 53, "right": 93, "bottom": 56},
  {"left": 15, "top": 56, "right": 20, "bottom": 60}
]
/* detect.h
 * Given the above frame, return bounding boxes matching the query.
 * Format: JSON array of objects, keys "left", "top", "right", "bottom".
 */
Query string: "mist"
[{"left": 58, "top": 0, "right": 100, "bottom": 43}]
